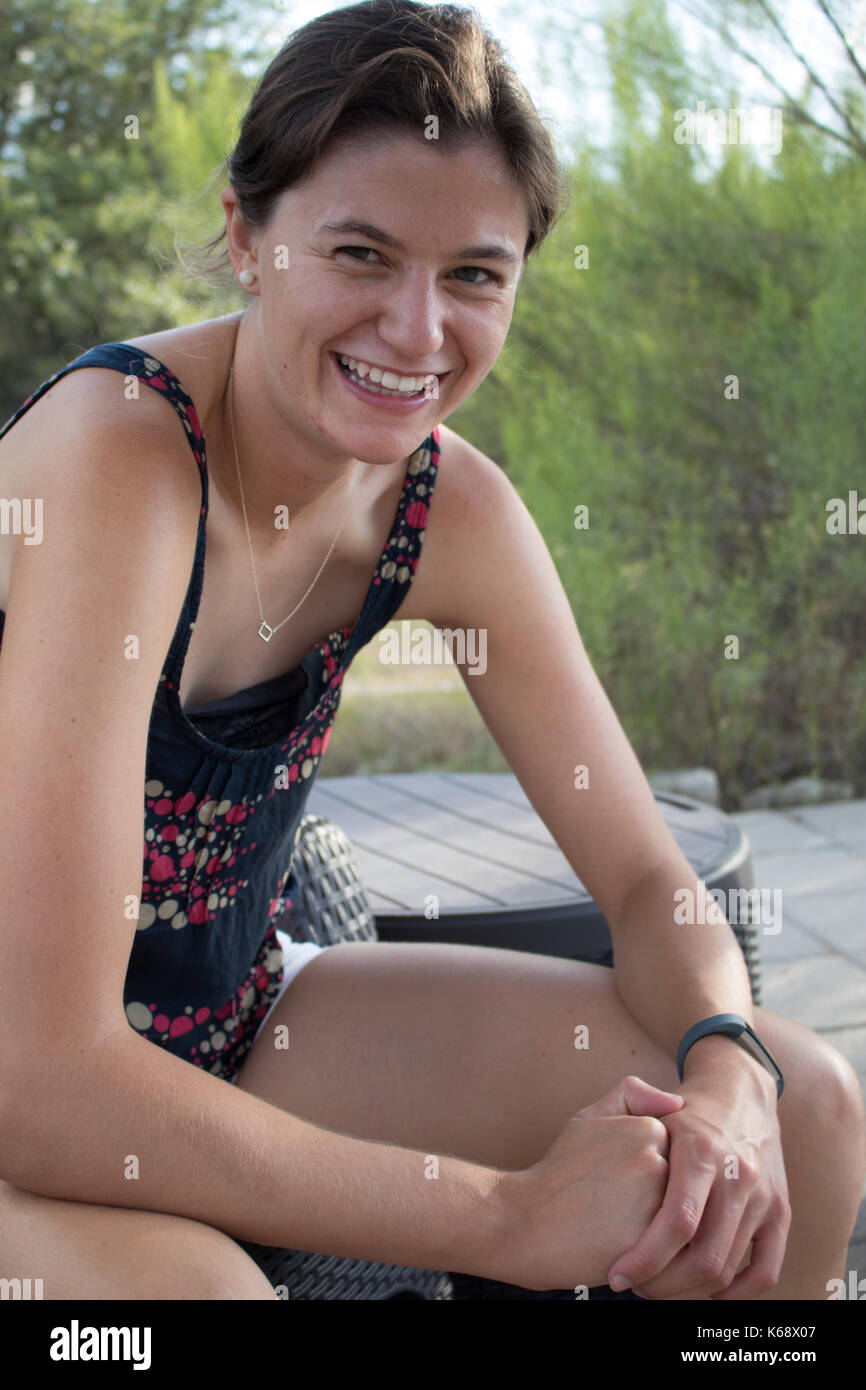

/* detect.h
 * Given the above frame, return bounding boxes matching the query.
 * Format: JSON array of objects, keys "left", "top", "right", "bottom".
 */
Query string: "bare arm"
[
  {"left": 0, "top": 380, "right": 503, "bottom": 1278},
  {"left": 422, "top": 434, "right": 772, "bottom": 1096},
  {"left": 1, "top": 1027, "right": 504, "bottom": 1272},
  {"left": 419, "top": 434, "right": 789, "bottom": 1296}
]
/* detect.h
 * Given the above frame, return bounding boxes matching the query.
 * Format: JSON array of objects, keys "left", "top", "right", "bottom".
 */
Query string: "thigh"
[
  {"left": 233, "top": 940, "right": 672, "bottom": 1168},
  {"left": 0, "top": 1179, "right": 277, "bottom": 1300},
  {"left": 234, "top": 939, "right": 855, "bottom": 1173}
]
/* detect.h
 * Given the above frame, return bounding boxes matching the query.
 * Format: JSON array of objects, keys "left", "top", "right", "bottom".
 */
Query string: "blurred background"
[{"left": 2, "top": 0, "right": 864, "bottom": 807}]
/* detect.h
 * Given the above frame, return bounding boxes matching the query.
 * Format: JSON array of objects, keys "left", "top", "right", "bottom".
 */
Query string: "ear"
[{"left": 221, "top": 185, "right": 261, "bottom": 282}]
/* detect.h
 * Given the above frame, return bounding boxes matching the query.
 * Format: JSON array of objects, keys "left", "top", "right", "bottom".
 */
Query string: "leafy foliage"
[{"left": 2, "top": 0, "right": 864, "bottom": 799}]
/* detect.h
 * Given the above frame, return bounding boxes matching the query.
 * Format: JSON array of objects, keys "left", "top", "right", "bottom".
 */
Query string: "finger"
[
  {"left": 634, "top": 1243, "right": 755, "bottom": 1302},
  {"left": 578, "top": 1075, "right": 685, "bottom": 1119},
  {"left": 629, "top": 1185, "right": 754, "bottom": 1300},
  {"left": 711, "top": 1214, "right": 790, "bottom": 1300},
  {"left": 608, "top": 1133, "right": 716, "bottom": 1290}
]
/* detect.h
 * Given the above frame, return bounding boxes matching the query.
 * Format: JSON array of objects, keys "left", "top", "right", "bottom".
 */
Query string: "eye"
[
  {"left": 335, "top": 246, "right": 381, "bottom": 265},
  {"left": 334, "top": 246, "right": 502, "bottom": 286},
  {"left": 450, "top": 265, "right": 502, "bottom": 286}
]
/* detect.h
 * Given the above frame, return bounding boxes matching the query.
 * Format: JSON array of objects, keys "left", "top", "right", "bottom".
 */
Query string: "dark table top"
[{"left": 306, "top": 771, "right": 748, "bottom": 923}]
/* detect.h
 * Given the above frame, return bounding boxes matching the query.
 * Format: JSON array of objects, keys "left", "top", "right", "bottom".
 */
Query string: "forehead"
[{"left": 273, "top": 128, "right": 530, "bottom": 253}]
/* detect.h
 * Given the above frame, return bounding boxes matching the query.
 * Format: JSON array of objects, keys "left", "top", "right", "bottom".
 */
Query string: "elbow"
[{"left": 0, "top": 1025, "right": 130, "bottom": 1190}]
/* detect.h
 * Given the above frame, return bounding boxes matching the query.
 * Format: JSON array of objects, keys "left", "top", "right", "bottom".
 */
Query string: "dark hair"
[{"left": 178, "top": 0, "right": 567, "bottom": 288}]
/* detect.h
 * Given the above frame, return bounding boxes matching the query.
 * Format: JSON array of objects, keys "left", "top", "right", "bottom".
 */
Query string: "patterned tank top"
[{"left": 0, "top": 343, "right": 441, "bottom": 1081}]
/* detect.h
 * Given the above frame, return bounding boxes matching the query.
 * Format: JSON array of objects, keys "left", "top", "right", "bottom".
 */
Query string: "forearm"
[
  {"left": 610, "top": 858, "right": 777, "bottom": 1096},
  {"left": 1, "top": 1028, "right": 506, "bottom": 1276}
]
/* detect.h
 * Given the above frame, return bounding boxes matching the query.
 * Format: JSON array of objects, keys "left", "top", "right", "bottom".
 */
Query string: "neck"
[{"left": 207, "top": 309, "right": 364, "bottom": 539}]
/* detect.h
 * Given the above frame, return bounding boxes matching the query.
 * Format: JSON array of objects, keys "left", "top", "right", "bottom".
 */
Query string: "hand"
[
  {"left": 494, "top": 1075, "right": 685, "bottom": 1292},
  {"left": 607, "top": 1070, "right": 791, "bottom": 1300}
]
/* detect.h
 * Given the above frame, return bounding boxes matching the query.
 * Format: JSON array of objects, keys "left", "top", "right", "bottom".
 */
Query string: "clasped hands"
[{"left": 604, "top": 1070, "right": 792, "bottom": 1300}]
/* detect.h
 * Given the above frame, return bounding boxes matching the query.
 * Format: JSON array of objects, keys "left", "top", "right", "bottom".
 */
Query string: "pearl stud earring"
[{"left": 239, "top": 268, "right": 255, "bottom": 286}]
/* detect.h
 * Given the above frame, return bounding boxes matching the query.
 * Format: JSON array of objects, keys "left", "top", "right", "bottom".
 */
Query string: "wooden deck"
[{"left": 306, "top": 772, "right": 751, "bottom": 958}]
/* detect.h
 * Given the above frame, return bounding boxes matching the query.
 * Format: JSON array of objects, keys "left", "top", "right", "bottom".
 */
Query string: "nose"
[{"left": 375, "top": 271, "right": 446, "bottom": 365}]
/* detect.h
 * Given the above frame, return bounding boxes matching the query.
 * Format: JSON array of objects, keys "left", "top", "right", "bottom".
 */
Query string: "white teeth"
[{"left": 338, "top": 353, "right": 434, "bottom": 396}]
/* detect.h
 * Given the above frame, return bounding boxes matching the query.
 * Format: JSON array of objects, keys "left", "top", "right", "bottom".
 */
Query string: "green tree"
[
  {"left": 0, "top": 0, "right": 266, "bottom": 416},
  {"left": 452, "top": 0, "right": 866, "bottom": 801}
]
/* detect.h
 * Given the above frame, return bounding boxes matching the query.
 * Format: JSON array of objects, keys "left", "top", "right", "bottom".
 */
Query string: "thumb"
[{"left": 577, "top": 1074, "right": 685, "bottom": 1119}]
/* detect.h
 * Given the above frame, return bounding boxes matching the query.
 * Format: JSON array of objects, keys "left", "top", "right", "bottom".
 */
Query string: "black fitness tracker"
[{"left": 676, "top": 1013, "right": 785, "bottom": 1098}]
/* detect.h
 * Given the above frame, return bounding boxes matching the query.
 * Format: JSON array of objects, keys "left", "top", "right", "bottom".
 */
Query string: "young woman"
[{"left": 0, "top": 0, "right": 862, "bottom": 1301}]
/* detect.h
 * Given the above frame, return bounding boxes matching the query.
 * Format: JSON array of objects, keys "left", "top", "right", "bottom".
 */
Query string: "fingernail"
[{"left": 610, "top": 1275, "right": 631, "bottom": 1291}]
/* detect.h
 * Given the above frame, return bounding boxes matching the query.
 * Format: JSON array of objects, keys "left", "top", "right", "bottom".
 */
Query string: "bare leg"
[
  {"left": 0, "top": 1179, "right": 278, "bottom": 1300},
  {"left": 235, "top": 941, "right": 866, "bottom": 1299}
]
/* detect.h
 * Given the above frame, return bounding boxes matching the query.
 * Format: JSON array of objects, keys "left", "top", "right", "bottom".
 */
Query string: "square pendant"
[{"left": 258, "top": 620, "right": 274, "bottom": 643}]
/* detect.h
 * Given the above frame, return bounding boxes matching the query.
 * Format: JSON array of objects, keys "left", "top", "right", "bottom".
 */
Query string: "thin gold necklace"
[{"left": 228, "top": 361, "right": 361, "bottom": 643}]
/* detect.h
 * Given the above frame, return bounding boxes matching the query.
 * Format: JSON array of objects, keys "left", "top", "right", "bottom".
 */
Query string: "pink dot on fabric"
[
  {"left": 170, "top": 1016, "right": 193, "bottom": 1038},
  {"left": 154, "top": 1014, "right": 169, "bottom": 1031},
  {"left": 322, "top": 726, "right": 333, "bottom": 753},
  {"left": 194, "top": 1007, "right": 210, "bottom": 1024},
  {"left": 151, "top": 855, "right": 174, "bottom": 882},
  {"left": 188, "top": 900, "right": 208, "bottom": 925},
  {"left": 162, "top": 824, "right": 179, "bottom": 841},
  {"left": 311, "top": 736, "right": 322, "bottom": 755},
  {"left": 153, "top": 798, "right": 173, "bottom": 815},
  {"left": 288, "top": 765, "right": 299, "bottom": 782},
  {"left": 225, "top": 805, "right": 246, "bottom": 825},
  {"left": 180, "top": 850, "right": 195, "bottom": 868},
  {"left": 175, "top": 792, "right": 196, "bottom": 815},
  {"left": 206, "top": 856, "right": 221, "bottom": 875},
  {"left": 216, "top": 1004, "right": 230, "bottom": 1019}
]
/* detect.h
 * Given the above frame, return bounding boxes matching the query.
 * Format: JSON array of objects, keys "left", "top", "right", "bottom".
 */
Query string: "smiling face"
[{"left": 222, "top": 127, "right": 531, "bottom": 465}]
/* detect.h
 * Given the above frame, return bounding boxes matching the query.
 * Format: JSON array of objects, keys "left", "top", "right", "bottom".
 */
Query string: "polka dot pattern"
[{"left": 0, "top": 341, "right": 441, "bottom": 1083}]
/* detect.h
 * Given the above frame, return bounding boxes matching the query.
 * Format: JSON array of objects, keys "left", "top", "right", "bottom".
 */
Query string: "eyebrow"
[{"left": 315, "top": 218, "right": 522, "bottom": 267}]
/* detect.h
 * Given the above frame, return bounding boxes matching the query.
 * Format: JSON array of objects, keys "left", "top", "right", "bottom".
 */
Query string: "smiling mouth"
[{"left": 333, "top": 351, "right": 446, "bottom": 398}]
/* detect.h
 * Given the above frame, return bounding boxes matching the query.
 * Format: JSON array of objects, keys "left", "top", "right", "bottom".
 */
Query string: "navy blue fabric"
[
  {"left": 185, "top": 664, "right": 311, "bottom": 751},
  {"left": 0, "top": 342, "right": 441, "bottom": 1080}
]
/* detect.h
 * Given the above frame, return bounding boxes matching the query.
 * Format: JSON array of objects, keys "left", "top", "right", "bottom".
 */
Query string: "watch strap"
[{"left": 677, "top": 1013, "right": 785, "bottom": 1098}]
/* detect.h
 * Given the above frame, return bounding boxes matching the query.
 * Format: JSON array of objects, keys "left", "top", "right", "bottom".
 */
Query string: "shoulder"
[
  {"left": 0, "top": 352, "right": 196, "bottom": 476},
  {"left": 0, "top": 353, "right": 203, "bottom": 610},
  {"left": 0, "top": 332, "right": 212, "bottom": 500},
  {"left": 406, "top": 423, "right": 523, "bottom": 626},
  {"left": 433, "top": 423, "right": 504, "bottom": 504}
]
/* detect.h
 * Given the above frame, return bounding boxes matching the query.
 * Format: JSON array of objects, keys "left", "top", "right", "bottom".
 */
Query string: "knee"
[
  {"left": 146, "top": 1217, "right": 278, "bottom": 1300},
  {"left": 191, "top": 1241, "right": 279, "bottom": 1301},
  {"left": 809, "top": 1041, "right": 864, "bottom": 1135},
  {"left": 782, "top": 1028, "right": 866, "bottom": 1153}
]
